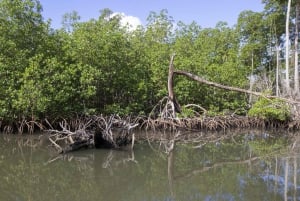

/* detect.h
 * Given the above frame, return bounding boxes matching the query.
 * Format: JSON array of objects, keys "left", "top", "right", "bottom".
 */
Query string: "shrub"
[{"left": 248, "top": 98, "right": 291, "bottom": 121}]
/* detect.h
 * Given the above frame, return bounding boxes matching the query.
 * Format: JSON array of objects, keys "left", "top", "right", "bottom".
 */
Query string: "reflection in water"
[{"left": 0, "top": 132, "right": 300, "bottom": 201}]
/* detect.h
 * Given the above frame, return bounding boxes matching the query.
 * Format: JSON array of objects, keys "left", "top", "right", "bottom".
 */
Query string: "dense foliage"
[
  {"left": 248, "top": 97, "right": 291, "bottom": 121},
  {"left": 0, "top": 0, "right": 297, "bottom": 121}
]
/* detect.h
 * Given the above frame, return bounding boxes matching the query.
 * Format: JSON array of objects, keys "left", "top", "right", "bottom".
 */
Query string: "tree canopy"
[{"left": 0, "top": 0, "right": 298, "bottom": 122}]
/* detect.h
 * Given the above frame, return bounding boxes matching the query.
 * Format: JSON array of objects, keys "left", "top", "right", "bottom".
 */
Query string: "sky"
[{"left": 39, "top": 0, "right": 265, "bottom": 29}]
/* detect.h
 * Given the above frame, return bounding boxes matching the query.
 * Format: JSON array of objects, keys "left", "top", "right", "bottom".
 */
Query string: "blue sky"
[{"left": 39, "top": 0, "right": 264, "bottom": 29}]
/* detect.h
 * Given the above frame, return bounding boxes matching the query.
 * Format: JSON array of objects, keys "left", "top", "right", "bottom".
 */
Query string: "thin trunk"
[
  {"left": 286, "top": 0, "right": 292, "bottom": 95},
  {"left": 273, "top": 17, "right": 280, "bottom": 96},
  {"left": 295, "top": 2, "right": 300, "bottom": 96},
  {"left": 276, "top": 46, "right": 280, "bottom": 96},
  {"left": 249, "top": 51, "right": 254, "bottom": 103}
]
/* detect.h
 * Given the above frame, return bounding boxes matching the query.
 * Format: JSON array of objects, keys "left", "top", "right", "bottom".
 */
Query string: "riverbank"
[{"left": 0, "top": 114, "right": 300, "bottom": 134}]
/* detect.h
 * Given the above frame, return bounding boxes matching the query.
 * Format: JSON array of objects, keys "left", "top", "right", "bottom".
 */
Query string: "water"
[{"left": 0, "top": 131, "right": 300, "bottom": 201}]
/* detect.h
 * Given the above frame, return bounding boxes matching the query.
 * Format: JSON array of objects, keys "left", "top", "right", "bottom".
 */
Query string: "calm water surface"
[{"left": 0, "top": 131, "right": 300, "bottom": 201}]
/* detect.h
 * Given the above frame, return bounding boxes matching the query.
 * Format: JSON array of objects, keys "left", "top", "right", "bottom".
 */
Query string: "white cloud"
[{"left": 111, "top": 12, "right": 142, "bottom": 31}]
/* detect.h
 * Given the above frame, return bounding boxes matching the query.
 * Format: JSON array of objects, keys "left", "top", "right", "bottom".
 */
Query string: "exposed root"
[
  {"left": 144, "top": 107, "right": 297, "bottom": 132},
  {"left": 44, "top": 114, "right": 139, "bottom": 153}
]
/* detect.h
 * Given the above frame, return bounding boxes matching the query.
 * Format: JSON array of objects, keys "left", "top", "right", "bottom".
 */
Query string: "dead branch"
[
  {"left": 46, "top": 118, "right": 94, "bottom": 153},
  {"left": 174, "top": 69, "right": 300, "bottom": 105}
]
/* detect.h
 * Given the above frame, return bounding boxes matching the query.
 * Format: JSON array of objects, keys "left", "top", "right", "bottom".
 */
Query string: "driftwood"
[
  {"left": 46, "top": 115, "right": 139, "bottom": 153},
  {"left": 47, "top": 119, "right": 94, "bottom": 153}
]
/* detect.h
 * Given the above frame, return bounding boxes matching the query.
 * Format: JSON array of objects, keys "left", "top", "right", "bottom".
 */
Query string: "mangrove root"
[{"left": 46, "top": 114, "right": 139, "bottom": 153}]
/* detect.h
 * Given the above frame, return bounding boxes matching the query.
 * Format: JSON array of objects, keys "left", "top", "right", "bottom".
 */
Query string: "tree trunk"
[
  {"left": 276, "top": 45, "right": 280, "bottom": 96},
  {"left": 285, "top": 0, "right": 292, "bottom": 96},
  {"left": 167, "top": 54, "right": 181, "bottom": 117},
  {"left": 294, "top": 1, "right": 300, "bottom": 97},
  {"left": 249, "top": 51, "right": 254, "bottom": 104}
]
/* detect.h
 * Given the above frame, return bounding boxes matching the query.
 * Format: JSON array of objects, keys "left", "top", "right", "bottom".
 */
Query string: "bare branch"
[{"left": 174, "top": 69, "right": 300, "bottom": 105}]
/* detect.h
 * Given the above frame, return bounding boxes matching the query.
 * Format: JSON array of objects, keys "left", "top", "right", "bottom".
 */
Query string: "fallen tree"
[
  {"left": 174, "top": 69, "right": 300, "bottom": 105},
  {"left": 164, "top": 54, "right": 300, "bottom": 120}
]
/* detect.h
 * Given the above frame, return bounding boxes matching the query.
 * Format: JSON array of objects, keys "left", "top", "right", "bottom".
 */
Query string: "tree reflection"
[
  {"left": 163, "top": 131, "right": 300, "bottom": 201},
  {"left": 1, "top": 131, "right": 300, "bottom": 201}
]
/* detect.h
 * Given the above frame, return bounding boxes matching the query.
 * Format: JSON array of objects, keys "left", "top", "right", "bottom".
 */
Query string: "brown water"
[{"left": 0, "top": 131, "right": 299, "bottom": 201}]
